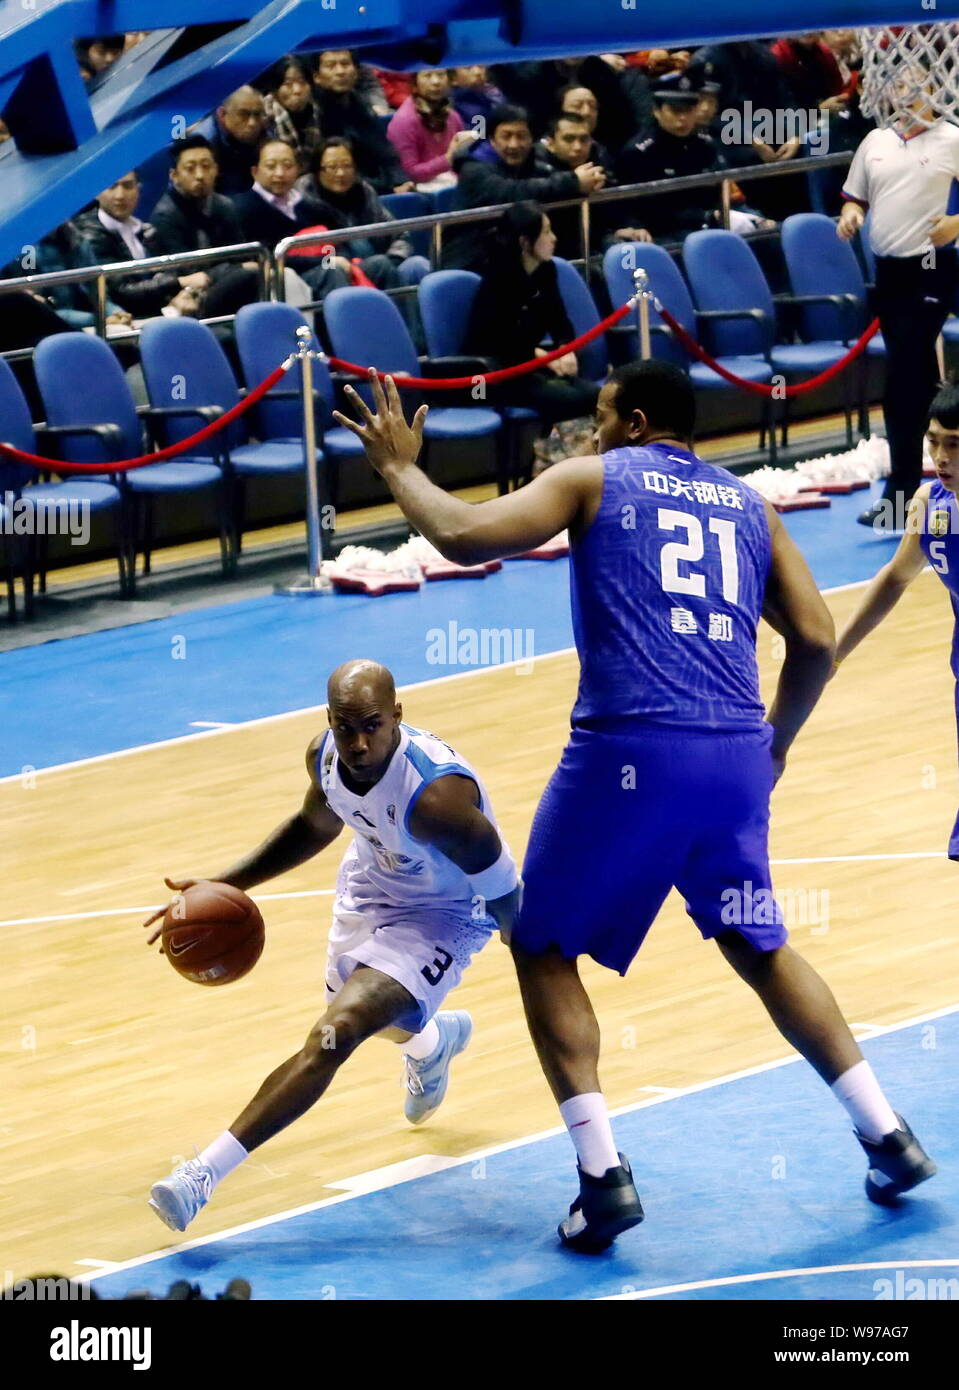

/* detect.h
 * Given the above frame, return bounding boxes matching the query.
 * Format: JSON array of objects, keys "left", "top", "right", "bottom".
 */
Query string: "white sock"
[
  {"left": 402, "top": 1018, "right": 441, "bottom": 1061},
  {"left": 198, "top": 1131, "right": 249, "bottom": 1186},
  {"left": 559, "top": 1093, "right": 620, "bottom": 1178},
  {"left": 831, "top": 1061, "right": 899, "bottom": 1143}
]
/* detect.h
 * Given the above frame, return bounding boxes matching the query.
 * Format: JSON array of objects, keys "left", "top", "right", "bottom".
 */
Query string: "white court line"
[
  {"left": 2, "top": 844, "right": 948, "bottom": 930},
  {"left": 0, "top": 888, "right": 336, "bottom": 929},
  {"left": 189, "top": 721, "right": 237, "bottom": 729},
  {"left": 0, "top": 571, "right": 900, "bottom": 788},
  {"left": 83, "top": 998, "right": 959, "bottom": 1288},
  {"left": 1, "top": 846, "right": 948, "bottom": 930},
  {"left": 600, "top": 1259, "right": 959, "bottom": 1301},
  {"left": 0, "top": 647, "right": 575, "bottom": 786}
]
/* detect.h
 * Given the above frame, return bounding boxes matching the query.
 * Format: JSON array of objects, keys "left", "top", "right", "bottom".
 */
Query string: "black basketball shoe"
[
  {"left": 558, "top": 1153, "right": 644, "bottom": 1253},
  {"left": 857, "top": 1116, "right": 937, "bottom": 1206}
]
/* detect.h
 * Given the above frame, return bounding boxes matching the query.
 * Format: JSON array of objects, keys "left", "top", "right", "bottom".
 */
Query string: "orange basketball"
[{"left": 161, "top": 881, "right": 264, "bottom": 986}]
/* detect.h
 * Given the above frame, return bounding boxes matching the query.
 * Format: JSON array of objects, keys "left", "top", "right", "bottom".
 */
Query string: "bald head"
[
  {"left": 327, "top": 660, "right": 401, "bottom": 783},
  {"left": 218, "top": 86, "right": 266, "bottom": 143},
  {"left": 328, "top": 659, "right": 395, "bottom": 707}
]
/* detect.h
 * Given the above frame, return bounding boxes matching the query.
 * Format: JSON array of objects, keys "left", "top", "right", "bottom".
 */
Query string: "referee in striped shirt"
[{"left": 838, "top": 87, "right": 959, "bottom": 528}]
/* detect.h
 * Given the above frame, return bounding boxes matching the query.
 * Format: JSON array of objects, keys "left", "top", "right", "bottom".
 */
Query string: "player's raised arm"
[
  {"left": 760, "top": 499, "right": 836, "bottom": 774},
  {"left": 408, "top": 774, "right": 521, "bottom": 940},
  {"left": 142, "top": 737, "right": 344, "bottom": 939},
  {"left": 332, "top": 369, "right": 597, "bottom": 565},
  {"left": 835, "top": 486, "right": 932, "bottom": 666}
]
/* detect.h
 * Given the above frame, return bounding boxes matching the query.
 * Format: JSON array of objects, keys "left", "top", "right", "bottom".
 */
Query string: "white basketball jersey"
[{"left": 317, "top": 722, "right": 507, "bottom": 913}]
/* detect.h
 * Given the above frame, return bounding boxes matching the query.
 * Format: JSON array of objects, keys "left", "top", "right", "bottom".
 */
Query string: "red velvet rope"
[
  {"left": 0, "top": 361, "right": 291, "bottom": 473},
  {"left": 326, "top": 297, "right": 637, "bottom": 388},
  {"left": 655, "top": 303, "right": 880, "bottom": 398}
]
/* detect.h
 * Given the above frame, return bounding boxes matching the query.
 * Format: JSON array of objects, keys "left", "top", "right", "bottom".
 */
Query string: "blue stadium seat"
[
  {"left": 234, "top": 301, "right": 365, "bottom": 509},
  {"left": 34, "top": 333, "right": 226, "bottom": 591},
  {"left": 322, "top": 287, "right": 501, "bottom": 472},
  {"left": 603, "top": 241, "right": 773, "bottom": 452},
  {"left": 0, "top": 353, "right": 124, "bottom": 611},
  {"left": 782, "top": 212, "right": 884, "bottom": 437},
  {"left": 552, "top": 257, "right": 607, "bottom": 383},
  {"left": 139, "top": 317, "right": 304, "bottom": 560},
  {"left": 379, "top": 192, "right": 432, "bottom": 259},
  {"left": 418, "top": 268, "right": 535, "bottom": 492},
  {"left": 683, "top": 229, "right": 854, "bottom": 447}
]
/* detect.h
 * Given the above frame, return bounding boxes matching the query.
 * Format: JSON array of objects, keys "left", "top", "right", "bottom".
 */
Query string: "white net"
[{"left": 859, "top": 22, "right": 959, "bottom": 128}]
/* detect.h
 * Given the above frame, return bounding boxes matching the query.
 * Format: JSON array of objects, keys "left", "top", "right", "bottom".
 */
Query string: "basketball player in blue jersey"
[
  {"left": 836, "top": 383, "right": 959, "bottom": 858},
  {"left": 144, "top": 659, "right": 519, "bottom": 1232},
  {"left": 334, "top": 364, "right": 936, "bottom": 1253}
]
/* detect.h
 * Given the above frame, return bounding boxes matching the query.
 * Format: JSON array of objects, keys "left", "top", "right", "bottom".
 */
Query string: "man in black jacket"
[
  {"left": 441, "top": 105, "right": 605, "bottom": 272},
  {"left": 75, "top": 171, "right": 206, "bottom": 318},
  {"left": 537, "top": 113, "right": 651, "bottom": 255},
  {"left": 193, "top": 87, "right": 267, "bottom": 196},
  {"left": 149, "top": 135, "right": 261, "bottom": 315},
  {"left": 616, "top": 73, "right": 722, "bottom": 243},
  {"left": 232, "top": 138, "right": 353, "bottom": 299},
  {"left": 313, "top": 50, "right": 412, "bottom": 193}
]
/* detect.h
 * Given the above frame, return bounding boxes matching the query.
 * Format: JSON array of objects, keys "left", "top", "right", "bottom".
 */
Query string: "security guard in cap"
[{"left": 615, "top": 72, "right": 722, "bottom": 241}]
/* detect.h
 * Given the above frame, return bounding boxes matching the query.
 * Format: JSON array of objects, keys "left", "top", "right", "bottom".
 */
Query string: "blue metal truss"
[{"left": 0, "top": 1, "right": 930, "bottom": 268}]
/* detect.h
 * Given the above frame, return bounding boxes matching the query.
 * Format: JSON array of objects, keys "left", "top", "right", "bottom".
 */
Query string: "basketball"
[{"left": 161, "top": 881, "right": 264, "bottom": 986}]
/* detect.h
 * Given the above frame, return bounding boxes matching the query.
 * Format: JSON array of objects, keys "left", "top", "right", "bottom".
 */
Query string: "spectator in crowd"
[
  {"left": 259, "top": 56, "right": 324, "bottom": 168},
  {"left": 148, "top": 135, "right": 262, "bottom": 316},
  {"left": 616, "top": 73, "right": 724, "bottom": 242},
  {"left": 296, "top": 137, "right": 417, "bottom": 289},
  {"left": 387, "top": 68, "right": 475, "bottom": 190},
  {"left": 0, "top": 119, "right": 10, "bottom": 144},
  {"left": 75, "top": 35, "right": 124, "bottom": 84},
  {"left": 451, "top": 65, "right": 505, "bottom": 130},
  {"left": 537, "top": 113, "right": 649, "bottom": 253},
  {"left": 193, "top": 87, "right": 267, "bottom": 195},
  {"left": 694, "top": 81, "right": 722, "bottom": 137},
  {"left": 232, "top": 138, "right": 356, "bottom": 299},
  {"left": 372, "top": 68, "right": 413, "bottom": 110},
  {"left": 442, "top": 104, "right": 604, "bottom": 271},
  {"left": 633, "top": 49, "right": 692, "bottom": 78},
  {"left": 2, "top": 223, "right": 131, "bottom": 331},
  {"left": 75, "top": 172, "right": 209, "bottom": 318},
  {"left": 686, "top": 41, "right": 809, "bottom": 221},
  {"left": 312, "top": 50, "right": 412, "bottom": 192},
  {"left": 558, "top": 86, "right": 614, "bottom": 168},
  {"left": 466, "top": 200, "right": 600, "bottom": 473},
  {"left": 492, "top": 56, "right": 645, "bottom": 154},
  {"left": 770, "top": 32, "right": 846, "bottom": 113}
]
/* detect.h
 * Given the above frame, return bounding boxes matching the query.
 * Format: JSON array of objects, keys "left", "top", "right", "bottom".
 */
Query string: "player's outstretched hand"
[
  {"left": 143, "top": 876, "right": 198, "bottom": 945},
  {"left": 332, "top": 369, "right": 428, "bottom": 476}
]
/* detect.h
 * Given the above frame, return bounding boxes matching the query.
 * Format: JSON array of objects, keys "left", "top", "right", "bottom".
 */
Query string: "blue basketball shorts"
[{"left": 514, "top": 720, "right": 788, "bottom": 974}]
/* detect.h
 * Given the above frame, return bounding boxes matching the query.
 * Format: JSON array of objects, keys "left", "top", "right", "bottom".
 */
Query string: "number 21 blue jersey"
[{"left": 569, "top": 442, "right": 772, "bottom": 730}]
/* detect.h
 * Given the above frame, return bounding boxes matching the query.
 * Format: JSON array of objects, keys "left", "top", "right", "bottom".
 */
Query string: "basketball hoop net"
[{"left": 859, "top": 22, "right": 959, "bottom": 128}]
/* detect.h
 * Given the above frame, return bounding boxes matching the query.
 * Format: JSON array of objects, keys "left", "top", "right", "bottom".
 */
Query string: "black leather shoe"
[
  {"left": 857, "top": 1116, "right": 937, "bottom": 1206},
  {"left": 558, "top": 1153, "right": 644, "bottom": 1253}
]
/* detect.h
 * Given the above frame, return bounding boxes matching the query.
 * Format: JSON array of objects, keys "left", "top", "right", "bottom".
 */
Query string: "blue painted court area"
[
  {"left": 92, "top": 1011, "right": 957, "bottom": 1302},
  {"left": 0, "top": 485, "right": 903, "bottom": 775}
]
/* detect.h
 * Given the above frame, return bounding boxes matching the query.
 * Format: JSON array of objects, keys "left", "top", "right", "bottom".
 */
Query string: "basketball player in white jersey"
[{"left": 144, "top": 659, "right": 519, "bottom": 1232}]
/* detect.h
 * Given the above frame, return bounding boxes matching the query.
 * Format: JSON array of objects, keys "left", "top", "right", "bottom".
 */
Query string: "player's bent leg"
[
  {"left": 510, "top": 943, "right": 602, "bottom": 1103},
  {"left": 715, "top": 933, "right": 861, "bottom": 1084},
  {"left": 148, "top": 967, "right": 415, "bottom": 1232},
  {"left": 230, "top": 966, "right": 417, "bottom": 1150},
  {"left": 511, "top": 943, "right": 643, "bottom": 1253},
  {"left": 716, "top": 932, "right": 937, "bottom": 1203}
]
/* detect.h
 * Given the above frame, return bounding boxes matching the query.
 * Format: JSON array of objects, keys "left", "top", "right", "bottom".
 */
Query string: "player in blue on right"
[{"left": 334, "top": 359, "right": 937, "bottom": 1255}]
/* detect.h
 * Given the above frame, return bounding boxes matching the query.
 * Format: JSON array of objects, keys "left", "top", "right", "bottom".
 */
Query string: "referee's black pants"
[{"left": 875, "top": 248, "right": 958, "bottom": 503}]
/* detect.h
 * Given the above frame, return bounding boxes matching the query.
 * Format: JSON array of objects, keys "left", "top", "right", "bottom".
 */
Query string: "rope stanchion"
[
  {"left": 0, "top": 360, "right": 293, "bottom": 473},
  {"left": 325, "top": 298, "right": 637, "bottom": 389},
  {"left": 654, "top": 302, "right": 880, "bottom": 398}
]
